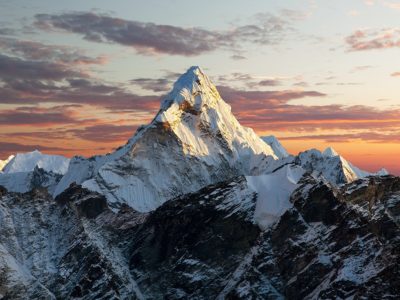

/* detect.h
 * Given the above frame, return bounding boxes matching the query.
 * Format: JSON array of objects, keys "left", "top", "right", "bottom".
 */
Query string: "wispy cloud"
[
  {"left": 218, "top": 85, "right": 326, "bottom": 106},
  {"left": 130, "top": 77, "right": 172, "bottom": 92},
  {"left": 0, "top": 106, "right": 84, "bottom": 126},
  {"left": 0, "top": 141, "right": 74, "bottom": 158},
  {"left": 346, "top": 28, "right": 400, "bottom": 51},
  {"left": 382, "top": 1, "right": 400, "bottom": 10},
  {"left": 0, "top": 37, "right": 107, "bottom": 65},
  {"left": 0, "top": 38, "right": 161, "bottom": 112},
  {"left": 350, "top": 65, "right": 374, "bottom": 72},
  {"left": 216, "top": 72, "right": 285, "bottom": 89},
  {"left": 34, "top": 11, "right": 296, "bottom": 56},
  {"left": 0, "top": 54, "right": 83, "bottom": 80},
  {"left": 67, "top": 124, "right": 137, "bottom": 142},
  {"left": 218, "top": 85, "right": 400, "bottom": 132},
  {"left": 280, "top": 131, "right": 400, "bottom": 143}
]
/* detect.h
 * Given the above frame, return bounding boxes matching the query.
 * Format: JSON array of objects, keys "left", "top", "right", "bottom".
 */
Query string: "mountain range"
[{"left": 0, "top": 67, "right": 398, "bottom": 299}]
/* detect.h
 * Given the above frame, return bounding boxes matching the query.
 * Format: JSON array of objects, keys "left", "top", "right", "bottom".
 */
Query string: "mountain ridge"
[{"left": 0, "top": 67, "right": 390, "bottom": 210}]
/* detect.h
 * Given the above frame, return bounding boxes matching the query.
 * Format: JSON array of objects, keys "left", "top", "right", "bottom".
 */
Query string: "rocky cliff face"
[
  {"left": 1, "top": 173, "right": 399, "bottom": 299},
  {"left": 0, "top": 185, "right": 145, "bottom": 299}
]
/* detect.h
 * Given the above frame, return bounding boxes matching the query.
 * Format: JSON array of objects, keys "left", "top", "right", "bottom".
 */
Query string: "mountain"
[
  {"left": 294, "top": 147, "right": 389, "bottom": 185},
  {"left": 0, "top": 66, "right": 397, "bottom": 299},
  {"left": 54, "top": 67, "right": 387, "bottom": 212},
  {"left": 0, "top": 151, "right": 69, "bottom": 193},
  {"left": 261, "top": 135, "right": 289, "bottom": 158},
  {"left": 55, "top": 66, "right": 278, "bottom": 212},
  {"left": 2, "top": 150, "right": 70, "bottom": 174},
  {"left": 1, "top": 173, "right": 399, "bottom": 299},
  {"left": 0, "top": 155, "right": 14, "bottom": 172}
]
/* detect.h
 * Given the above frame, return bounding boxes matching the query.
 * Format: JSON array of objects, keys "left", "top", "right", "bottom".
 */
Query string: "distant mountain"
[
  {"left": 0, "top": 166, "right": 63, "bottom": 194},
  {"left": 294, "top": 147, "right": 388, "bottom": 185},
  {"left": 2, "top": 150, "right": 69, "bottom": 174},
  {"left": 0, "top": 150, "right": 69, "bottom": 193}
]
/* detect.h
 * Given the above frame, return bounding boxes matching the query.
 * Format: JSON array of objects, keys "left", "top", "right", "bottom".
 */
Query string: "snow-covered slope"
[
  {"left": 55, "top": 66, "right": 278, "bottom": 211},
  {"left": 0, "top": 151, "right": 69, "bottom": 193},
  {"left": 261, "top": 135, "right": 289, "bottom": 158},
  {"left": 295, "top": 147, "right": 388, "bottom": 185},
  {"left": 0, "top": 167, "right": 62, "bottom": 194},
  {"left": 247, "top": 164, "right": 305, "bottom": 229},
  {"left": 0, "top": 155, "right": 14, "bottom": 172},
  {"left": 2, "top": 150, "right": 70, "bottom": 175}
]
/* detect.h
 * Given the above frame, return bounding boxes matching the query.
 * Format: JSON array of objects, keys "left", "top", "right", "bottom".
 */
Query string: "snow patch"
[
  {"left": 322, "top": 147, "right": 338, "bottom": 157},
  {"left": 247, "top": 165, "right": 305, "bottom": 229}
]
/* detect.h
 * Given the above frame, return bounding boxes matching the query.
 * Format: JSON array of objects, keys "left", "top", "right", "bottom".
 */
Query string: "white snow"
[
  {"left": 261, "top": 135, "right": 289, "bottom": 158},
  {"left": 2, "top": 150, "right": 69, "bottom": 175},
  {"left": 247, "top": 164, "right": 305, "bottom": 229},
  {"left": 154, "top": 66, "right": 278, "bottom": 164},
  {"left": 0, "top": 155, "right": 14, "bottom": 172},
  {"left": 376, "top": 168, "right": 389, "bottom": 176},
  {"left": 0, "top": 151, "right": 68, "bottom": 193},
  {"left": 0, "top": 172, "right": 32, "bottom": 193},
  {"left": 0, "top": 168, "right": 61, "bottom": 193},
  {"left": 296, "top": 148, "right": 386, "bottom": 185},
  {"left": 322, "top": 147, "right": 339, "bottom": 157}
]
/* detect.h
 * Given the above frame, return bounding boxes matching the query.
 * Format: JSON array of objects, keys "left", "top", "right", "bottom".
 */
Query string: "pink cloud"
[{"left": 346, "top": 28, "right": 400, "bottom": 51}]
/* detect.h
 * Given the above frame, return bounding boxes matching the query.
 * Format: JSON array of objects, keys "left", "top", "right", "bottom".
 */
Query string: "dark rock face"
[
  {"left": 30, "top": 166, "right": 63, "bottom": 192},
  {"left": 220, "top": 176, "right": 400, "bottom": 299},
  {"left": 129, "top": 177, "right": 259, "bottom": 299},
  {"left": 0, "top": 175, "right": 400, "bottom": 299},
  {"left": 55, "top": 183, "right": 108, "bottom": 219}
]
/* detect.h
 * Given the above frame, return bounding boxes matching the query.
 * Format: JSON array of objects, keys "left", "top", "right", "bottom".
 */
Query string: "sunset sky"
[{"left": 0, "top": 0, "right": 399, "bottom": 174}]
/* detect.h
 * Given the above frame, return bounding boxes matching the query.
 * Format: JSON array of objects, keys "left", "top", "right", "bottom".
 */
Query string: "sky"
[{"left": 0, "top": 0, "right": 399, "bottom": 174}]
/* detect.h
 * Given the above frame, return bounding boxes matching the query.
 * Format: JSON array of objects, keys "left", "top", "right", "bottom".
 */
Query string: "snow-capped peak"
[
  {"left": 2, "top": 150, "right": 70, "bottom": 175},
  {"left": 155, "top": 66, "right": 222, "bottom": 126},
  {"left": 295, "top": 148, "right": 388, "bottom": 185},
  {"left": 56, "top": 66, "right": 278, "bottom": 211},
  {"left": 159, "top": 66, "right": 219, "bottom": 113},
  {"left": 323, "top": 147, "right": 339, "bottom": 157},
  {"left": 376, "top": 168, "right": 389, "bottom": 176},
  {"left": 151, "top": 66, "right": 277, "bottom": 161},
  {"left": 261, "top": 135, "right": 289, "bottom": 158}
]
